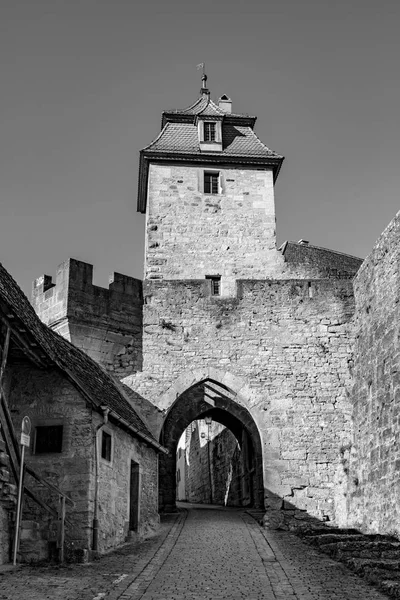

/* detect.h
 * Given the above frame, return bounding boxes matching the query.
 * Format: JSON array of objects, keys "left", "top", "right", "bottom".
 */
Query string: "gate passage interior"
[{"left": 158, "top": 379, "right": 264, "bottom": 512}]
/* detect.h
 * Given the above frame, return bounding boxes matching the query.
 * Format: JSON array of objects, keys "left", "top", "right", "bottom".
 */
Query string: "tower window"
[
  {"left": 204, "top": 122, "right": 216, "bottom": 142},
  {"left": 35, "top": 425, "right": 63, "bottom": 454},
  {"left": 204, "top": 171, "right": 219, "bottom": 194},
  {"left": 101, "top": 431, "right": 112, "bottom": 462},
  {"left": 206, "top": 275, "right": 221, "bottom": 296}
]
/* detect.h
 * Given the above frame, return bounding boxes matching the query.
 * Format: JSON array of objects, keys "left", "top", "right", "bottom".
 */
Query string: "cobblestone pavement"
[{"left": 0, "top": 507, "right": 391, "bottom": 600}]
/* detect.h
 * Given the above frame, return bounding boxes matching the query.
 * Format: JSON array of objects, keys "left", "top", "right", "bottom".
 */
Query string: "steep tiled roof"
[
  {"left": 0, "top": 262, "right": 166, "bottom": 453},
  {"left": 144, "top": 123, "right": 282, "bottom": 159}
]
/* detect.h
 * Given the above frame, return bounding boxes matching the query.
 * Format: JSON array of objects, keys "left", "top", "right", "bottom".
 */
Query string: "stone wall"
[
  {"left": 32, "top": 259, "right": 143, "bottom": 376},
  {"left": 185, "top": 420, "right": 241, "bottom": 506},
  {"left": 124, "top": 277, "right": 356, "bottom": 526},
  {"left": 350, "top": 210, "right": 400, "bottom": 536},
  {"left": 145, "top": 164, "right": 284, "bottom": 293}
]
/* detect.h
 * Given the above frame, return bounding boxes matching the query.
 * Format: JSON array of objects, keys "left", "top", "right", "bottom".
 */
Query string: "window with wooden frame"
[
  {"left": 204, "top": 171, "right": 219, "bottom": 194},
  {"left": 35, "top": 425, "right": 63, "bottom": 454},
  {"left": 204, "top": 122, "right": 216, "bottom": 142},
  {"left": 206, "top": 275, "right": 221, "bottom": 296}
]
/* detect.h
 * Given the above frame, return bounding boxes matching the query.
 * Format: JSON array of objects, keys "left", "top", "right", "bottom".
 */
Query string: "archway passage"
[{"left": 159, "top": 378, "right": 264, "bottom": 511}]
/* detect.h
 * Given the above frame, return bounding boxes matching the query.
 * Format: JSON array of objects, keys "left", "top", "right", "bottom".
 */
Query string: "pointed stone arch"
[
  {"left": 158, "top": 373, "right": 265, "bottom": 511},
  {"left": 156, "top": 367, "right": 257, "bottom": 413}
]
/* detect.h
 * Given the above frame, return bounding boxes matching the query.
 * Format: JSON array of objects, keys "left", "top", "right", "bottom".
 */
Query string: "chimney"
[{"left": 218, "top": 94, "right": 232, "bottom": 113}]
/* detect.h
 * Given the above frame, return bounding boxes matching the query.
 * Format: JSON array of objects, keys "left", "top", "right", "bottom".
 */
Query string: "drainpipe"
[{"left": 93, "top": 406, "right": 109, "bottom": 552}]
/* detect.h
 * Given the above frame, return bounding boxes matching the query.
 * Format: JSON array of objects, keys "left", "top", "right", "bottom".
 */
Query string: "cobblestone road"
[{"left": 0, "top": 507, "right": 391, "bottom": 600}]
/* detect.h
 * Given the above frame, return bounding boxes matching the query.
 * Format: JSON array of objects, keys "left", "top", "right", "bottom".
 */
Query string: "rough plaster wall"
[
  {"left": 145, "top": 164, "right": 284, "bottom": 291},
  {"left": 124, "top": 278, "right": 355, "bottom": 526},
  {"left": 8, "top": 365, "right": 94, "bottom": 558},
  {"left": 350, "top": 211, "right": 400, "bottom": 536},
  {"left": 97, "top": 417, "right": 159, "bottom": 553}
]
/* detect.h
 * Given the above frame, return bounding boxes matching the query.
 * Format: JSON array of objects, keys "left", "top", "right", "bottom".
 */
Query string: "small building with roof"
[{"left": 0, "top": 262, "right": 166, "bottom": 563}]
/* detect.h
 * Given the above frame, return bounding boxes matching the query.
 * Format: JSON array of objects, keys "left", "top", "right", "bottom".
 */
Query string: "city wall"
[{"left": 350, "top": 210, "right": 400, "bottom": 536}]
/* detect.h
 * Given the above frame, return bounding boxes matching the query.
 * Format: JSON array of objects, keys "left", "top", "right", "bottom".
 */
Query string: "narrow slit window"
[
  {"left": 204, "top": 122, "right": 216, "bottom": 142},
  {"left": 206, "top": 275, "right": 221, "bottom": 296},
  {"left": 35, "top": 425, "right": 63, "bottom": 454},
  {"left": 204, "top": 171, "right": 219, "bottom": 194},
  {"left": 101, "top": 431, "right": 112, "bottom": 462}
]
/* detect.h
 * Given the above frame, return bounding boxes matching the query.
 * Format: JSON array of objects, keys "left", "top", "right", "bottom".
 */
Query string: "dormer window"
[
  {"left": 204, "top": 122, "right": 216, "bottom": 142},
  {"left": 198, "top": 118, "right": 223, "bottom": 152}
]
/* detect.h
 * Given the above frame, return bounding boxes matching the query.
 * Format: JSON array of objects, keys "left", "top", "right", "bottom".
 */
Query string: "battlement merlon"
[{"left": 31, "top": 258, "right": 143, "bottom": 330}]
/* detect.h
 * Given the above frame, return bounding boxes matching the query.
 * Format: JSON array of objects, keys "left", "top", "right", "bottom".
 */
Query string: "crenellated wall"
[
  {"left": 31, "top": 259, "right": 143, "bottom": 376},
  {"left": 349, "top": 210, "right": 400, "bottom": 537}
]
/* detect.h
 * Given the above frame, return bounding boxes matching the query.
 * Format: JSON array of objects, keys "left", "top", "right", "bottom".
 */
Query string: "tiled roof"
[
  {"left": 144, "top": 122, "right": 283, "bottom": 159},
  {"left": 0, "top": 262, "right": 165, "bottom": 453}
]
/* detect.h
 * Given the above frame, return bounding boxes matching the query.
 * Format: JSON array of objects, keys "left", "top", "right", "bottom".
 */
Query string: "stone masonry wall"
[
  {"left": 145, "top": 164, "right": 284, "bottom": 293},
  {"left": 186, "top": 421, "right": 242, "bottom": 506},
  {"left": 350, "top": 210, "right": 400, "bottom": 537},
  {"left": 32, "top": 259, "right": 143, "bottom": 377},
  {"left": 124, "top": 278, "right": 356, "bottom": 527}
]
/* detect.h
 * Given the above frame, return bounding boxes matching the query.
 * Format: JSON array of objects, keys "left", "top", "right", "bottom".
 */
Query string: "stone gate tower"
[
  {"left": 33, "top": 76, "right": 364, "bottom": 525},
  {"left": 137, "top": 73, "right": 285, "bottom": 295},
  {"left": 128, "top": 77, "right": 362, "bottom": 522}
]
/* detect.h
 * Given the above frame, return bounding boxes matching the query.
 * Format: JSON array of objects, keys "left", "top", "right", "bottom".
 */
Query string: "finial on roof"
[{"left": 197, "top": 62, "right": 209, "bottom": 97}]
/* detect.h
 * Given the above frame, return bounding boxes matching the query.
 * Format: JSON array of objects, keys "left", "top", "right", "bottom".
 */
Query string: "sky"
[{"left": 0, "top": 0, "right": 399, "bottom": 295}]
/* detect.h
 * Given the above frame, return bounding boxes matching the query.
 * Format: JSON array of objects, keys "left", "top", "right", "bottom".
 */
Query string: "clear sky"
[{"left": 1, "top": 0, "right": 399, "bottom": 295}]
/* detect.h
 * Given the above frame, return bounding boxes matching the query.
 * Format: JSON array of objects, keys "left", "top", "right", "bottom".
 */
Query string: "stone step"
[
  {"left": 344, "top": 557, "right": 400, "bottom": 578},
  {"left": 319, "top": 540, "right": 400, "bottom": 560},
  {"left": 303, "top": 534, "right": 369, "bottom": 546}
]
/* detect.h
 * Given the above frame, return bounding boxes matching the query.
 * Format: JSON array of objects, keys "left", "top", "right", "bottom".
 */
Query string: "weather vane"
[{"left": 197, "top": 63, "right": 208, "bottom": 92}]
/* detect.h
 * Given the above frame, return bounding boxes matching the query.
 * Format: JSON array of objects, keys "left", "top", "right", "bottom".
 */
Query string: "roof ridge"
[{"left": 284, "top": 241, "right": 363, "bottom": 262}]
